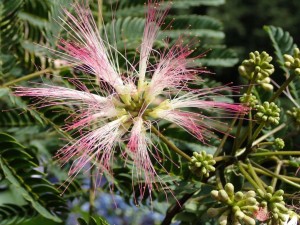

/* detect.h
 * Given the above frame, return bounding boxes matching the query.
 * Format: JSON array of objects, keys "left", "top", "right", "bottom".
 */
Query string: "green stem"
[
  {"left": 244, "top": 123, "right": 265, "bottom": 154},
  {"left": 247, "top": 161, "right": 266, "bottom": 190},
  {"left": 2, "top": 68, "right": 52, "bottom": 87},
  {"left": 214, "top": 156, "right": 233, "bottom": 162},
  {"left": 252, "top": 123, "right": 286, "bottom": 146},
  {"left": 232, "top": 117, "right": 244, "bottom": 152},
  {"left": 215, "top": 115, "right": 239, "bottom": 157},
  {"left": 1, "top": 66, "right": 70, "bottom": 87},
  {"left": 271, "top": 160, "right": 282, "bottom": 189},
  {"left": 269, "top": 72, "right": 297, "bottom": 102},
  {"left": 151, "top": 125, "right": 191, "bottom": 161},
  {"left": 251, "top": 160, "right": 300, "bottom": 188},
  {"left": 89, "top": 166, "right": 95, "bottom": 219},
  {"left": 97, "top": 0, "right": 103, "bottom": 30},
  {"left": 248, "top": 164, "right": 300, "bottom": 183},
  {"left": 237, "top": 161, "right": 261, "bottom": 189},
  {"left": 247, "top": 111, "right": 253, "bottom": 145},
  {"left": 216, "top": 170, "right": 224, "bottom": 190},
  {"left": 233, "top": 75, "right": 257, "bottom": 152},
  {"left": 250, "top": 151, "right": 300, "bottom": 157}
]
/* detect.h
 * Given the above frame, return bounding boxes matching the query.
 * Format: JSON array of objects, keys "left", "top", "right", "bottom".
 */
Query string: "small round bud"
[
  {"left": 219, "top": 190, "right": 229, "bottom": 202},
  {"left": 255, "top": 102, "right": 280, "bottom": 126},
  {"left": 189, "top": 151, "right": 216, "bottom": 178},
  {"left": 274, "top": 138, "right": 285, "bottom": 149}
]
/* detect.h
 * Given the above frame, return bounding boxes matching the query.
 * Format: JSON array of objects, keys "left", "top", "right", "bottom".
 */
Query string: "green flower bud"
[
  {"left": 243, "top": 215, "right": 256, "bottom": 225},
  {"left": 239, "top": 51, "right": 274, "bottom": 88},
  {"left": 244, "top": 190, "right": 256, "bottom": 198},
  {"left": 255, "top": 102, "right": 280, "bottom": 126},
  {"left": 209, "top": 184, "right": 258, "bottom": 225},
  {"left": 274, "top": 138, "right": 285, "bottom": 149},
  {"left": 234, "top": 192, "right": 244, "bottom": 202},
  {"left": 189, "top": 151, "right": 216, "bottom": 178},
  {"left": 207, "top": 207, "right": 227, "bottom": 217},
  {"left": 284, "top": 48, "right": 300, "bottom": 72},
  {"left": 266, "top": 186, "right": 274, "bottom": 193},
  {"left": 219, "top": 190, "right": 230, "bottom": 202},
  {"left": 256, "top": 187, "right": 289, "bottom": 223},
  {"left": 225, "top": 183, "right": 235, "bottom": 197},
  {"left": 211, "top": 190, "right": 219, "bottom": 199},
  {"left": 273, "top": 189, "right": 284, "bottom": 197},
  {"left": 219, "top": 210, "right": 230, "bottom": 225},
  {"left": 240, "top": 93, "right": 258, "bottom": 107},
  {"left": 235, "top": 210, "right": 245, "bottom": 219},
  {"left": 287, "top": 107, "right": 300, "bottom": 125}
]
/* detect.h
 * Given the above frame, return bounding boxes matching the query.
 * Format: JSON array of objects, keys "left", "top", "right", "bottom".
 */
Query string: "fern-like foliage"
[
  {"left": 264, "top": 25, "right": 300, "bottom": 103},
  {"left": 77, "top": 216, "right": 110, "bottom": 225},
  {"left": 100, "top": 0, "right": 237, "bottom": 68},
  {"left": 0, "top": 203, "right": 36, "bottom": 225},
  {"left": 0, "top": 133, "right": 68, "bottom": 223}
]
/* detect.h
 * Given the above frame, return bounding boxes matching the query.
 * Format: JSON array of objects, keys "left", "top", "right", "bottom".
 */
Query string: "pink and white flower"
[{"left": 15, "top": 1, "right": 247, "bottom": 199}]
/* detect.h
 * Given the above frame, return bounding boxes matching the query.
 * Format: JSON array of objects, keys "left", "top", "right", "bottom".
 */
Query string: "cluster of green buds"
[
  {"left": 188, "top": 151, "right": 216, "bottom": 178},
  {"left": 274, "top": 138, "right": 285, "bottom": 149},
  {"left": 284, "top": 48, "right": 300, "bottom": 75},
  {"left": 208, "top": 183, "right": 258, "bottom": 225},
  {"left": 287, "top": 107, "right": 300, "bottom": 125},
  {"left": 239, "top": 51, "right": 275, "bottom": 90},
  {"left": 255, "top": 102, "right": 280, "bottom": 126},
  {"left": 256, "top": 186, "right": 289, "bottom": 224},
  {"left": 240, "top": 93, "right": 258, "bottom": 108}
]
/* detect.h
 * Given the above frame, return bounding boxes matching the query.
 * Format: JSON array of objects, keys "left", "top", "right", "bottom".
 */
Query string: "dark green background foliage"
[{"left": 0, "top": 0, "right": 299, "bottom": 225}]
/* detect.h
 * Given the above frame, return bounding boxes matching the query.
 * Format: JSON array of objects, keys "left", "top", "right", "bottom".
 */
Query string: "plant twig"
[
  {"left": 237, "top": 161, "right": 261, "bottom": 189},
  {"left": 89, "top": 166, "right": 96, "bottom": 220},
  {"left": 250, "top": 151, "right": 300, "bottom": 157},
  {"left": 1, "top": 65, "right": 70, "bottom": 87},
  {"left": 269, "top": 72, "right": 297, "bottom": 102},
  {"left": 271, "top": 160, "right": 282, "bottom": 189},
  {"left": 251, "top": 160, "right": 300, "bottom": 188},
  {"left": 161, "top": 192, "right": 194, "bottom": 225},
  {"left": 151, "top": 125, "right": 191, "bottom": 161}
]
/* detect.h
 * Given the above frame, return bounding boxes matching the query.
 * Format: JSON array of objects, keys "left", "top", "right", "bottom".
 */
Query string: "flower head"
[{"left": 15, "top": 1, "right": 247, "bottom": 199}]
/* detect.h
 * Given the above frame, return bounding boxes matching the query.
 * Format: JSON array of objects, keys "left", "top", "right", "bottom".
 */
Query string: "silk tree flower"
[{"left": 15, "top": 1, "right": 247, "bottom": 199}]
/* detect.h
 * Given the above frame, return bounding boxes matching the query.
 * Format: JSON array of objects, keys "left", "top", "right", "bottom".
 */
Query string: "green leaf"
[
  {"left": 0, "top": 203, "right": 37, "bottom": 225},
  {"left": 161, "top": 15, "right": 224, "bottom": 40},
  {"left": 195, "top": 47, "right": 239, "bottom": 67},
  {"left": 0, "top": 133, "right": 66, "bottom": 222},
  {"left": 264, "top": 25, "right": 300, "bottom": 103},
  {"left": 77, "top": 216, "right": 110, "bottom": 225},
  {"left": 264, "top": 25, "right": 297, "bottom": 72}
]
